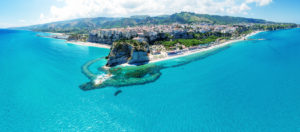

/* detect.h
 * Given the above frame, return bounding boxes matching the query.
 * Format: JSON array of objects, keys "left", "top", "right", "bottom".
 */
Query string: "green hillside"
[{"left": 20, "top": 12, "right": 274, "bottom": 33}]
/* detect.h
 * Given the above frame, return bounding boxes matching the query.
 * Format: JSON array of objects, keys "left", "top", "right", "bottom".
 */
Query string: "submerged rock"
[
  {"left": 80, "top": 63, "right": 162, "bottom": 91},
  {"left": 106, "top": 40, "right": 150, "bottom": 67}
]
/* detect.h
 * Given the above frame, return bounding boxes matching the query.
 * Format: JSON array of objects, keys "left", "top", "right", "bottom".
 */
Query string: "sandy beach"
[
  {"left": 148, "top": 30, "right": 264, "bottom": 64},
  {"left": 66, "top": 41, "right": 111, "bottom": 49},
  {"left": 44, "top": 32, "right": 111, "bottom": 49}
]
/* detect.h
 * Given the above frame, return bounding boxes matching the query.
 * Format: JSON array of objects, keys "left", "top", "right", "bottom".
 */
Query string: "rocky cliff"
[
  {"left": 88, "top": 27, "right": 195, "bottom": 45},
  {"left": 88, "top": 30, "right": 138, "bottom": 44},
  {"left": 106, "top": 40, "right": 150, "bottom": 67}
]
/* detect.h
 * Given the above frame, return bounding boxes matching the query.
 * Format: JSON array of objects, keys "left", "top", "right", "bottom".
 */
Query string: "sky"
[{"left": 0, "top": 0, "right": 299, "bottom": 28}]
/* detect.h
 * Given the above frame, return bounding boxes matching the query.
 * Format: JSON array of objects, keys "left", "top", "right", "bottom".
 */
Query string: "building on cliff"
[{"left": 87, "top": 24, "right": 238, "bottom": 45}]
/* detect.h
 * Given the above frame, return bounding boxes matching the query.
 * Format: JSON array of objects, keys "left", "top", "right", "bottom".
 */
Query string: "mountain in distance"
[
  {"left": 25, "top": 17, "right": 121, "bottom": 33},
  {"left": 20, "top": 12, "right": 275, "bottom": 34}
]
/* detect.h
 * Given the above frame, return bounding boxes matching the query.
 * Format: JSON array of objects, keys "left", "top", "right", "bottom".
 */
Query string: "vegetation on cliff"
[
  {"left": 157, "top": 36, "right": 230, "bottom": 49},
  {"left": 106, "top": 40, "right": 150, "bottom": 67},
  {"left": 252, "top": 24, "right": 298, "bottom": 30},
  {"left": 151, "top": 31, "right": 232, "bottom": 49},
  {"left": 114, "top": 40, "right": 149, "bottom": 52},
  {"left": 67, "top": 33, "right": 88, "bottom": 41}
]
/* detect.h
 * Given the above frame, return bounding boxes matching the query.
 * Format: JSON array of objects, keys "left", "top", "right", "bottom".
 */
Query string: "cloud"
[
  {"left": 39, "top": 0, "right": 272, "bottom": 24},
  {"left": 226, "top": 3, "right": 251, "bottom": 14},
  {"left": 246, "top": 0, "right": 273, "bottom": 6}
]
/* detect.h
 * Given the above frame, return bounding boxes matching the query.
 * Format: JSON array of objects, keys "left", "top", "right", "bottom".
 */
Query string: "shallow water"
[
  {"left": 80, "top": 44, "right": 231, "bottom": 90},
  {"left": 0, "top": 29, "right": 300, "bottom": 131}
]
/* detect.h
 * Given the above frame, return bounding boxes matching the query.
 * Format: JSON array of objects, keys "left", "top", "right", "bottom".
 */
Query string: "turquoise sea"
[{"left": 0, "top": 28, "right": 300, "bottom": 131}]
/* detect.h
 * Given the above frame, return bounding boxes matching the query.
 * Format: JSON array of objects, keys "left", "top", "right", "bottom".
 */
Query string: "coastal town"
[
  {"left": 46, "top": 22, "right": 297, "bottom": 68},
  {"left": 89, "top": 23, "right": 297, "bottom": 67},
  {"left": 88, "top": 23, "right": 238, "bottom": 44},
  {"left": 89, "top": 23, "right": 238, "bottom": 66}
]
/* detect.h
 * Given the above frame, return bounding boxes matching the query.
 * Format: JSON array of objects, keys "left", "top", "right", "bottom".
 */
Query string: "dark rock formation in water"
[
  {"left": 106, "top": 40, "right": 150, "bottom": 67},
  {"left": 114, "top": 90, "right": 122, "bottom": 96}
]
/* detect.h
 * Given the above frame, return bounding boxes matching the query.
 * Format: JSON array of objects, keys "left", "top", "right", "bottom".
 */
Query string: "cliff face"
[
  {"left": 106, "top": 40, "right": 150, "bottom": 67},
  {"left": 128, "top": 51, "right": 150, "bottom": 64},
  {"left": 88, "top": 29, "right": 195, "bottom": 45},
  {"left": 88, "top": 30, "right": 138, "bottom": 44}
]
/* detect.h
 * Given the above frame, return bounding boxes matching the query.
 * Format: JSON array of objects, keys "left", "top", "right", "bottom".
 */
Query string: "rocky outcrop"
[{"left": 106, "top": 40, "right": 150, "bottom": 67}]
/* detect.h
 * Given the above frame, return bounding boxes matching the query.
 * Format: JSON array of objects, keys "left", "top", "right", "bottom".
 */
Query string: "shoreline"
[
  {"left": 119, "top": 30, "right": 264, "bottom": 67},
  {"left": 46, "top": 30, "right": 264, "bottom": 68},
  {"left": 42, "top": 32, "right": 111, "bottom": 49},
  {"left": 66, "top": 41, "right": 111, "bottom": 49},
  {"left": 148, "top": 30, "right": 264, "bottom": 64},
  {"left": 99, "top": 30, "right": 263, "bottom": 83}
]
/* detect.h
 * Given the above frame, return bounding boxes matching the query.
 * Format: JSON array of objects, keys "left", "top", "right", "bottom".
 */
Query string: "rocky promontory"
[{"left": 106, "top": 40, "right": 150, "bottom": 67}]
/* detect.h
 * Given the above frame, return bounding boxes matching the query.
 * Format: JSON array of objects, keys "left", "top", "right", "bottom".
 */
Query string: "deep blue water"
[{"left": 0, "top": 29, "right": 300, "bottom": 131}]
